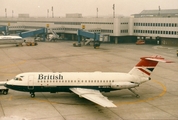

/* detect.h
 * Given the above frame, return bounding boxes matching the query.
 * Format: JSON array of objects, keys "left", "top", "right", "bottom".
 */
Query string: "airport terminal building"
[{"left": 0, "top": 9, "right": 178, "bottom": 46}]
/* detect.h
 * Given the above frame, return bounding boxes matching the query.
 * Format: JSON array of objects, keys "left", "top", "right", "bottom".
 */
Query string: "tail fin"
[{"left": 129, "top": 55, "right": 173, "bottom": 77}]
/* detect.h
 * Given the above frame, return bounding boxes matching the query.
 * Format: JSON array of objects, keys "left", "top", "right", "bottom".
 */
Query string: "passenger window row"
[{"left": 38, "top": 80, "right": 114, "bottom": 83}]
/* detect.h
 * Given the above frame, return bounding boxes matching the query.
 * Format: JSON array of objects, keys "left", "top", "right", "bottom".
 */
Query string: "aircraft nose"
[
  {"left": 4, "top": 83, "right": 7, "bottom": 87},
  {"left": 4, "top": 83, "right": 9, "bottom": 88},
  {"left": 4, "top": 81, "right": 11, "bottom": 88}
]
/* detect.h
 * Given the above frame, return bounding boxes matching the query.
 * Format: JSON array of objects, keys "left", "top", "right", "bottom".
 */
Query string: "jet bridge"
[
  {"left": 0, "top": 25, "right": 8, "bottom": 35},
  {"left": 19, "top": 28, "right": 47, "bottom": 41},
  {"left": 48, "top": 28, "right": 59, "bottom": 41},
  {"left": 75, "top": 29, "right": 100, "bottom": 49}
]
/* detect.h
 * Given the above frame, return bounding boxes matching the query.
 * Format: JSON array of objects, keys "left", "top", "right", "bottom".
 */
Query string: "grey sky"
[{"left": 1, "top": 0, "right": 178, "bottom": 17}]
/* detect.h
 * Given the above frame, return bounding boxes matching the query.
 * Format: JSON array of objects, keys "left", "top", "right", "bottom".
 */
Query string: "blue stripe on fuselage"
[{"left": 5, "top": 85, "right": 114, "bottom": 93}]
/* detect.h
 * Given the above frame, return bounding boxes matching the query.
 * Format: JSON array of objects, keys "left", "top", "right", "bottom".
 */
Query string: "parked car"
[{"left": 136, "top": 40, "right": 145, "bottom": 45}]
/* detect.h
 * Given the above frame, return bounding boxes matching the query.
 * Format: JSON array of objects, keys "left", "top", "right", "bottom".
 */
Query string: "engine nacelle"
[{"left": 111, "top": 82, "right": 139, "bottom": 89}]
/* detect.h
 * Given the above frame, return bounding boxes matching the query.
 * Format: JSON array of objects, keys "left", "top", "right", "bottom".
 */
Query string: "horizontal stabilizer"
[{"left": 145, "top": 57, "right": 173, "bottom": 63}]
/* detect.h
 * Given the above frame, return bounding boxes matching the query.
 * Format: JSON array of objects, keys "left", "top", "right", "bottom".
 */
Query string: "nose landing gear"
[{"left": 30, "top": 92, "right": 35, "bottom": 98}]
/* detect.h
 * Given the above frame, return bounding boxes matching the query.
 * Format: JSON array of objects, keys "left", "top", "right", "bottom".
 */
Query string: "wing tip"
[{"left": 104, "top": 105, "right": 117, "bottom": 107}]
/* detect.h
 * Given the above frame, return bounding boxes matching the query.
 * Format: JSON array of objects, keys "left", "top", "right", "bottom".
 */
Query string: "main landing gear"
[
  {"left": 128, "top": 88, "right": 140, "bottom": 98},
  {"left": 30, "top": 92, "right": 35, "bottom": 98}
]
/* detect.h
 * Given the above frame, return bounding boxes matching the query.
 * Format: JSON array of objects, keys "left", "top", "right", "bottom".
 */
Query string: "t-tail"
[{"left": 129, "top": 55, "right": 173, "bottom": 77}]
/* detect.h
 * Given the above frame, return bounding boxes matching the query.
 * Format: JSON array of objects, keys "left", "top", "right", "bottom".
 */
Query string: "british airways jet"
[{"left": 5, "top": 56, "right": 172, "bottom": 107}]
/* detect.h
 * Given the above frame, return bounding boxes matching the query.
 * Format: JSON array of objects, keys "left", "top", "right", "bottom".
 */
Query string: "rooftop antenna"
[
  {"left": 47, "top": 9, "right": 49, "bottom": 18},
  {"left": 158, "top": 6, "right": 161, "bottom": 16},
  {"left": 113, "top": 4, "right": 115, "bottom": 18},
  {"left": 5, "top": 8, "right": 7, "bottom": 18},
  {"left": 96, "top": 8, "right": 98, "bottom": 18},
  {"left": 51, "top": 6, "right": 54, "bottom": 18}
]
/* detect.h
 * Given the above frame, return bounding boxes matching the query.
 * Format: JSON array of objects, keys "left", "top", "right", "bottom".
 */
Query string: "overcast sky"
[{"left": 1, "top": 0, "right": 178, "bottom": 17}]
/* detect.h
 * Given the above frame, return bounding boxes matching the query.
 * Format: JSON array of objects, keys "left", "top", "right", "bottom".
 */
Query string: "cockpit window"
[{"left": 14, "top": 77, "right": 22, "bottom": 81}]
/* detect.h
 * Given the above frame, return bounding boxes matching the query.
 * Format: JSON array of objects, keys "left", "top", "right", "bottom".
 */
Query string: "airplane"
[
  {"left": 0, "top": 35, "right": 24, "bottom": 46},
  {"left": 4, "top": 55, "right": 173, "bottom": 107}
]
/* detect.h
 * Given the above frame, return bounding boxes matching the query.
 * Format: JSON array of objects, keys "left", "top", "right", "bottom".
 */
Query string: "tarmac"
[{"left": 0, "top": 41, "right": 178, "bottom": 120}]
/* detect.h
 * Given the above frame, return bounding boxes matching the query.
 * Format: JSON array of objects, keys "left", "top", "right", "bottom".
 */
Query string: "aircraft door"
[{"left": 28, "top": 75, "right": 34, "bottom": 90}]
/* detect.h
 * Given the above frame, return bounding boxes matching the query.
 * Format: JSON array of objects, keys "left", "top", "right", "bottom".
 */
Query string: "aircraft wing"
[{"left": 69, "top": 88, "right": 117, "bottom": 107}]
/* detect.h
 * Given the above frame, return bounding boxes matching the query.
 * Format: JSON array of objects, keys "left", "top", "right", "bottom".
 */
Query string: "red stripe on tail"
[
  {"left": 136, "top": 58, "right": 158, "bottom": 67},
  {"left": 138, "top": 68, "right": 151, "bottom": 76}
]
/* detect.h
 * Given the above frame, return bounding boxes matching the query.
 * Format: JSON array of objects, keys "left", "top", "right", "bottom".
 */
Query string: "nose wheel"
[{"left": 30, "top": 92, "right": 35, "bottom": 98}]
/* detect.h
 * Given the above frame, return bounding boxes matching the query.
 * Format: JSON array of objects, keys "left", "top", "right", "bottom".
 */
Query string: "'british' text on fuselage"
[{"left": 38, "top": 74, "right": 63, "bottom": 80}]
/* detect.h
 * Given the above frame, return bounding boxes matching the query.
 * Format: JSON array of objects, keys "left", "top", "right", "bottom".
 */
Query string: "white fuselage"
[
  {"left": 5, "top": 72, "right": 149, "bottom": 93},
  {"left": 0, "top": 36, "right": 23, "bottom": 44}
]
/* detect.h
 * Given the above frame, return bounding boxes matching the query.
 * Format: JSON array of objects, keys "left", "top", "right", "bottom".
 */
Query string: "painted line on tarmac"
[
  {"left": 114, "top": 79, "right": 166, "bottom": 106},
  {"left": 0, "top": 60, "right": 26, "bottom": 77},
  {"left": 0, "top": 73, "right": 16, "bottom": 76},
  {"left": 0, "top": 60, "right": 26, "bottom": 69}
]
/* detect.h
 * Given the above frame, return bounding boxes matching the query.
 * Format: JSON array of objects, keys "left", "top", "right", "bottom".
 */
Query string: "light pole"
[
  {"left": 51, "top": 6, "right": 54, "bottom": 18},
  {"left": 158, "top": 6, "right": 161, "bottom": 16},
  {"left": 47, "top": 9, "right": 49, "bottom": 18},
  {"left": 113, "top": 4, "right": 115, "bottom": 18},
  {"left": 12, "top": 10, "right": 14, "bottom": 18},
  {"left": 5, "top": 8, "right": 7, "bottom": 17},
  {"left": 96, "top": 8, "right": 98, "bottom": 18}
]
